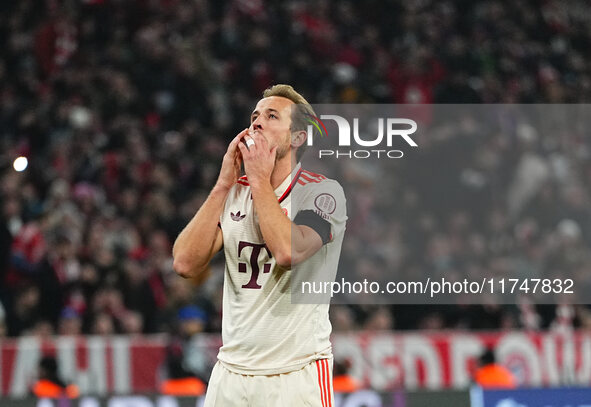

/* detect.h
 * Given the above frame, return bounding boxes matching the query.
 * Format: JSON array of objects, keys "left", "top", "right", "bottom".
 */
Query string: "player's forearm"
[
  {"left": 172, "top": 185, "right": 228, "bottom": 277},
  {"left": 249, "top": 182, "right": 294, "bottom": 267}
]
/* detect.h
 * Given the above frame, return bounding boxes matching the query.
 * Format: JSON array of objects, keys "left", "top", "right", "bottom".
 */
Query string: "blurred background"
[{"left": 1, "top": 0, "right": 591, "bottom": 405}]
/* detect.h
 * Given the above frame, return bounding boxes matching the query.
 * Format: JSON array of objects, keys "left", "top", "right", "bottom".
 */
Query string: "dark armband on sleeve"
[{"left": 294, "top": 210, "right": 331, "bottom": 245}]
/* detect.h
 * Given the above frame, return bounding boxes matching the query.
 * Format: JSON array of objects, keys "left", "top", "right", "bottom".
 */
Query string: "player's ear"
[{"left": 291, "top": 130, "right": 307, "bottom": 148}]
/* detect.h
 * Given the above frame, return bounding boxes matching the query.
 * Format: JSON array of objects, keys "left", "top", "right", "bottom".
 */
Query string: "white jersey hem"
[{"left": 217, "top": 351, "right": 333, "bottom": 376}]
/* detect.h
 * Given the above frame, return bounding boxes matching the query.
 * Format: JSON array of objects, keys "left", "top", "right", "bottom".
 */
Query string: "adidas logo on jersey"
[{"left": 231, "top": 211, "right": 246, "bottom": 221}]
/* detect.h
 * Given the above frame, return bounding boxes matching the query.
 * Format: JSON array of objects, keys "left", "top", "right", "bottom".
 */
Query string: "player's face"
[{"left": 249, "top": 96, "right": 294, "bottom": 160}]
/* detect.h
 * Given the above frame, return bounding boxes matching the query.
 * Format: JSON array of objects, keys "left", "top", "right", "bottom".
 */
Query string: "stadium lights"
[{"left": 13, "top": 156, "right": 28, "bottom": 172}]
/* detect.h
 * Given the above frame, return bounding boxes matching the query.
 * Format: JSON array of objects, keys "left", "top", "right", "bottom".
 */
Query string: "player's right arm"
[{"left": 172, "top": 130, "right": 247, "bottom": 279}]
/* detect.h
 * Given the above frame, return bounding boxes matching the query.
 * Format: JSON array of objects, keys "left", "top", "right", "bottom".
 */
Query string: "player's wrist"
[
  {"left": 212, "top": 181, "right": 233, "bottom": 194},
  {"left": 248, "top": 177, "right": 272, "bottom": 192}
]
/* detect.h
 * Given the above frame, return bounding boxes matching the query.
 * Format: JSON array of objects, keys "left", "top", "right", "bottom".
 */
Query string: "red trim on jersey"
[
  {"left": 298, "top": 169, "right": 327, "bottom": 186},
  {"left": 277, "top": 168, "right": 303, "bottom": 203},
  {"left": 237, "top": 176, "right": 249, "bottom": 186},
  {"left": 303, "top": 169, "right": 326, "bottom": 180},
  {"left": 300, "top": 173, "right": 322, "bottom": 184},
  {"left": 316, "top": 360, "right": 326, "bottom": 407},
  {"left": 323, "top": 359, "right": 332, "bottom": 407}
]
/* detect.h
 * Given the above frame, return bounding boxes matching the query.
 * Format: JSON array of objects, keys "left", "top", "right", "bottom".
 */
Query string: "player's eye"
[{"left": 269, "top": 113, "right": 278, "bottom": 119}]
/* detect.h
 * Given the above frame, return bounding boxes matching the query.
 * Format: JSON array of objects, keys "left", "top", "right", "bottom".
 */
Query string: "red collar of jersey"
[{"left": 278, "top": 166, "right": 303, "bottom": 204}]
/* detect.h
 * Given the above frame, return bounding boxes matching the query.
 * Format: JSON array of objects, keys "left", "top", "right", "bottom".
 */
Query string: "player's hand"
[
  {"left": 237, "top": 130, "right": 277, "bottom": 187},
  {"left": 215, "top": 129, "right": 248, "bottom": 191}
]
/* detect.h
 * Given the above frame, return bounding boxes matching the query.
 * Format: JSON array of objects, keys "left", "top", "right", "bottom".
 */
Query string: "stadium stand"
[{"left": 1, "top": 1, "right": 591, "bottom": 392}]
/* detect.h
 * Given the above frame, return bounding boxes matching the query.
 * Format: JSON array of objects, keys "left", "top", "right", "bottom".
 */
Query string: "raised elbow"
[
  {"left": 173, "top": 258, "right": 199, "bottom": 279},
  {"left": 274, "top": 251, "right": 293, "bottom": 269}
]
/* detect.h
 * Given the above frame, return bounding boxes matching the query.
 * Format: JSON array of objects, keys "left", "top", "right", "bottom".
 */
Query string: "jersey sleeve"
[{"left": 294, "top": 180, "right": 347, "bottom": 245}]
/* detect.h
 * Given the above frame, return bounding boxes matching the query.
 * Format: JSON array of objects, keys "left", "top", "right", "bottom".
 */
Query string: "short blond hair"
[{"left": 263, "top": 84, "right": 316, "bottom": 162}]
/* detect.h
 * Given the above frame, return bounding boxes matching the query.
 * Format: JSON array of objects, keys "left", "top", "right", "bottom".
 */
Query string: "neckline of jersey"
[{"left": 277, "top": 164, "right": 303, "bottom": 204}]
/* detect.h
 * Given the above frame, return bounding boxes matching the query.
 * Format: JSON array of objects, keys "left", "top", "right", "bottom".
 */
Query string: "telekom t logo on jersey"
[{"left": 238, "top": 241, "right": 272, "bottom": 289}]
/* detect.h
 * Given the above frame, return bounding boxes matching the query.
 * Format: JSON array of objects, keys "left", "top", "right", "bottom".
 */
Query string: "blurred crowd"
[
  {"left": 1, "top": 0, "right": 591, "bottom": 338},
  {"left": 330, "top": 104, "right": 591, "bottom": 332}
]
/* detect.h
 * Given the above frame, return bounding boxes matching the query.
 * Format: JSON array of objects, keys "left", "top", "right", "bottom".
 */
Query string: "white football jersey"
[{"left": 217, "top": 163, "right": 347, "bottom": 375}]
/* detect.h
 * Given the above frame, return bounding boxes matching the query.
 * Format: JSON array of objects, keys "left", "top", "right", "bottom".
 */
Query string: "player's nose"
[{"left": 251, "top": 116, "right": 264, "bottom": 130}]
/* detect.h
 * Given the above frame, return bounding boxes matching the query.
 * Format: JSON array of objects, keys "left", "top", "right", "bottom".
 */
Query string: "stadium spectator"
[
  {"left": 333, "top": 359, "right": 363, "bottom": 393},
  {"left": 473, "top": 348, "right": 517, "bottom": 389},
  {"left": 30, "top": 355, "right": 79, "bottom": 399},
  {"left": 160, "top": 340, "right": 207, "bottom": 396},
  {"left": 174, "top": 305, "right": 210, "bottom": 381},
  {"left": 57, "top": 307, "right": 82, "bottom": 336},
  {"left": 7, "top": 285, "right": 42, "bottom": 336}
]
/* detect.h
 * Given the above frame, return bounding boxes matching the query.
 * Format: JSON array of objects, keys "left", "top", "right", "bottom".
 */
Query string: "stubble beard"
[{"left": 274, "top": 132, "right": 292, "bottom": 162}]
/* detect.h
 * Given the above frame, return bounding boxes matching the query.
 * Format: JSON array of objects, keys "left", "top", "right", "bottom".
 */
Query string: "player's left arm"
[
  {"left": 238, "top": 133, "right": 324, "bottom": 268},
  {"left": 250, "top": 181, "right": 323, "bottom": 268}
]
